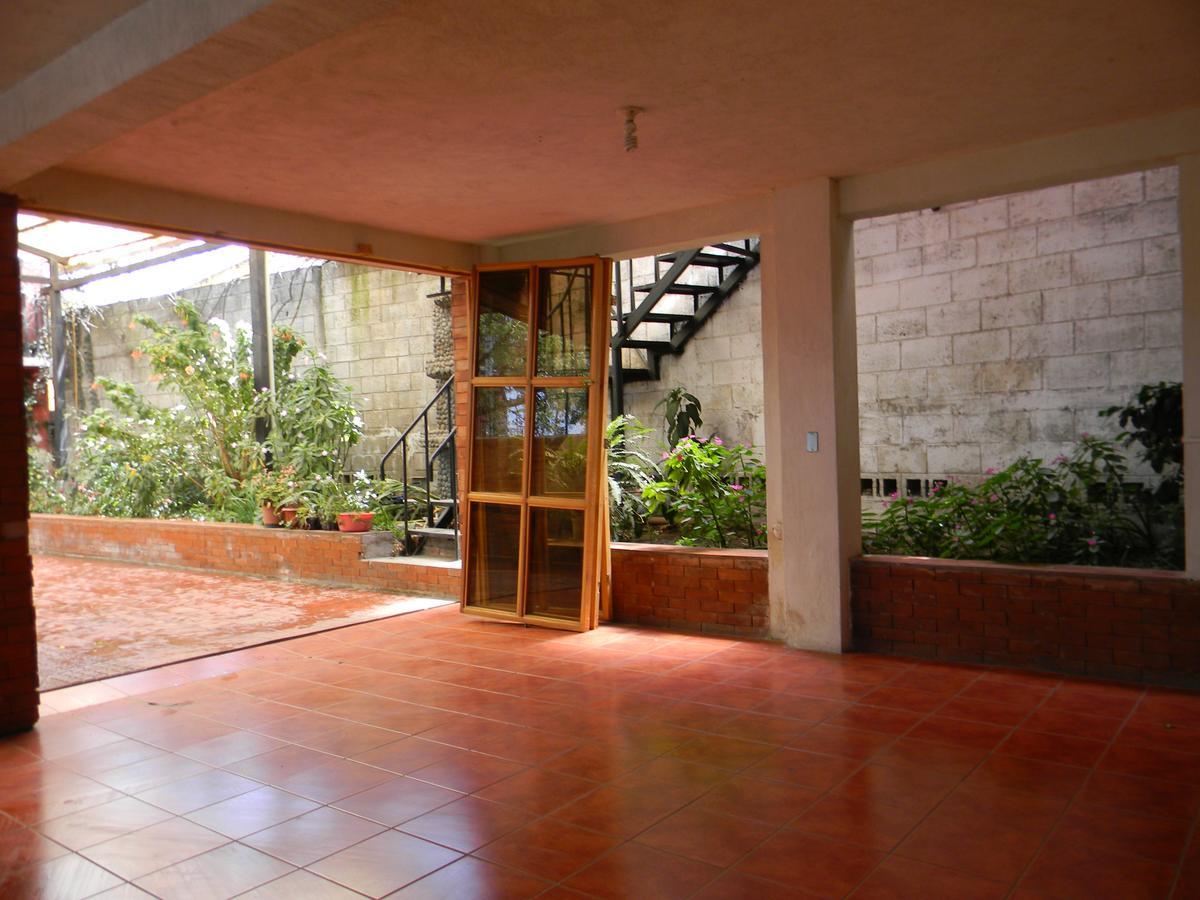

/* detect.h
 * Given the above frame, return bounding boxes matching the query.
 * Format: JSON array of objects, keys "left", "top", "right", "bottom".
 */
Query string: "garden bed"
[{"left": 852, "top": 554, "right": 1200, "bottom": 687}]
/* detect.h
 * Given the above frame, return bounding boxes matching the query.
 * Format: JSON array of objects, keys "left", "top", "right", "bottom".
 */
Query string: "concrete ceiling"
[
  {"left": 0, "top": 0, "right": 145, "bottom": 91},
  {"left": 13, "top": 0, "right": 1200, "bottom": 245}
]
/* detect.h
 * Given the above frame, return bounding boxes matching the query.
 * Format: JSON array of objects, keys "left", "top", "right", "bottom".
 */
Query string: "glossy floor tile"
[{"left": 1, "top": 603, "right": 1196, "bottom": 897}]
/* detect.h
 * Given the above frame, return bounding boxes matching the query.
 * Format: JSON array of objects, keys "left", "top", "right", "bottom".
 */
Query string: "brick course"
[
  {"left": 30, "top": 515, "right": 461, "bottom": 598},
  {"left": 852, "top": 555, "right": 1200, "bottom": 687},
  {"left": 609, "top": 543, "right": 769, "bottom": 637},
  {"left": 30, "top": 517, "right": 768, "bottom": 638},
  {"left": 0, "top": 193, "right": 37, "bottom": 735}
]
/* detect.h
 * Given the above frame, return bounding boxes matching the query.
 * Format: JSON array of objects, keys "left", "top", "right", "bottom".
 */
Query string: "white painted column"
[
  {"left": 760, "top": 180, "right": 860, "bottom": 651},
  {"left": 1181, "top": 155, "right": 1200, "bottom": 577}
]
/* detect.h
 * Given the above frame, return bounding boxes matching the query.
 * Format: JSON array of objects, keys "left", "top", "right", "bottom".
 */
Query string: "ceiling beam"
[
  {"left": 0, "top": 0, "right": 395, "bottom": 188},
  {"left": 839, "top": 105, "right": 1200, "bottom": 220},
  {"left": 14, "top": 169, "right": 481, "bottom": 275},
  {"left": 487, "top": 193, "right": 771, "bottom": 263}
]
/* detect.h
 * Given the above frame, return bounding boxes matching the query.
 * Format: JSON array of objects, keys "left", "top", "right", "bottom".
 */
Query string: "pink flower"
[
  {"left": 730, "top": 483, "right": 744, "bottom": 492},
  {"left": 712, "top": 437, "right": 724, "bottom": 445},
  {"left": 985, "top": 467, "right": 996, "bottom": 475},
  {"left": 661, "top": 451, "right": 670, "bottom": 460},
  {"left": 1053, "top": 455, "right": 1068, "bottom": 465},
  {"left": 888, "top": 491, "right": 899, "bottom": 499},
  {"left": 1086, "top": 537, "right": 1099, "bottom": 547},
  {"left": 1048, "top": 513, "right": 1057, "bottom": 521}
]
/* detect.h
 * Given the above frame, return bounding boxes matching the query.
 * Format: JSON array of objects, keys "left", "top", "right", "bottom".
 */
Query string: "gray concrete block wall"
[
  {"left": 622, "top": 267, "right": 765, "bottom": 453},
  {"left": 80, "top": 261, "right": 444, "bottom": 474},
  {"left": 855, "top": 167, "right": 1182, "bottom": 504}
]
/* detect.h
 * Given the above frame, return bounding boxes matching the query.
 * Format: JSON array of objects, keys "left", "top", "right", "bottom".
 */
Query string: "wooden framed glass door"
[{"left": 462, "top": 258, "right": 611, "bottom": 631}]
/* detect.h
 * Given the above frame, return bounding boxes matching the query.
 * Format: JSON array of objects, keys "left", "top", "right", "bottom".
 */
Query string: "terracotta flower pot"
[
  {"left": 280, "top": 506, "right": 301, "bottom": 528},
  {"left": 337, "top": 512, "right": 374, "bottom": 533},
  {"left": 261, "top": 502, "right": 281, "bottom": 527}
]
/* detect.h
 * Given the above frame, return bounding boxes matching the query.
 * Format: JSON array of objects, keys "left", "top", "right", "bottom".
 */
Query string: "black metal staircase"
[
  {"left": 379, "top": 376, "right": 459, "bottom": 557},
  {"left": 610, "top": 239, "right": 760, "bottom": 415}
]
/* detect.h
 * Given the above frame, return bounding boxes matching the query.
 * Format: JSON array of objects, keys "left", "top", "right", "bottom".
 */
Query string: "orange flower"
[
  {"left": 184, "top": 365, "right": 195, "bottom": 375},
  {"left": 239, "top": 371, "right": 250, "bottom": 381},
  {"left": 130, "top": 350, "right": 142, "bottom": 360}
]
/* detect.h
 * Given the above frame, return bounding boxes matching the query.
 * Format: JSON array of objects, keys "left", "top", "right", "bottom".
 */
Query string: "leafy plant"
[
  {"left": 862, "top": 436, "right": 1178, "bottom": 568},
  {"left": 27, "top": 447, "right": 71, "bottom": 514},
  {"left": 605, "top": 415, "right": 659, "bottom": 540},
  {"left": 1101, "top": 381, "right": 1182, "bottom": 503},
  {"left": 305, "top": 471, "right": 403, "bottom": 528},
  {"left": 644, "top": 435, "right": 766, "bottom": 548},
  {"left": 656, "top": 387, "right": 703, "bottom": 449},
  {"left": 64, "top": 299, "right": 363, "bottom": 522}
]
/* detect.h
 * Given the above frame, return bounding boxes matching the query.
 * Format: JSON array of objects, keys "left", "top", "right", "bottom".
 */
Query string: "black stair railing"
[
  {"left": 380, "top": 376, "right": 458, "bottom": 556},
  {"left": 610, "top": 237, "right": 759, "bottom": 415}
]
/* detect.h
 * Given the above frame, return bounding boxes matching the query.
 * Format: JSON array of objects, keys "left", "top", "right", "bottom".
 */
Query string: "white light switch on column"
[{"left": 806, "top": 431, "right": 819, "bottom": 452}]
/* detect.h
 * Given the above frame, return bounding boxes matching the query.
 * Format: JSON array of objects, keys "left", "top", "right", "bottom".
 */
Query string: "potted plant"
[
  {"left": 251, "top": 465, "right": 303, "bottom": 527},
  {"left": 313, "top": 471, "right": 402, "bottom": 532}
]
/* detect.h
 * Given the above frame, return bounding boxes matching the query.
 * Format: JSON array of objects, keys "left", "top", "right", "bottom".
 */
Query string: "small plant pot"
[
  {"left": 261, "top": 502, "right": 281, "bottom": 527},
  {"left": 337, "top": 512, "right": 375, "bottom": 533},
  {"left": 280, "top": 506, "right": 301, "bottom": 528}
]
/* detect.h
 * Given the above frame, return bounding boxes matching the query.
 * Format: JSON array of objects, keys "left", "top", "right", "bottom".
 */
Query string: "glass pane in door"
[
  {"left": 536, "top": 266, "right": 592, "bottom": 376},
  {"left": 471, "top": 386, "right": 526, "bottom": 494},
  {"left": 477, "top": 269, "right": 530, "bottom": 377},
  {"left": 530, "top": 387, "right": 589, "bottom": 498},
  {"left": 465, "top": 503, "right": 522, "bottom": 612},
  {"left": 525, "top": 508, "right": 585, "bottom": 620}
]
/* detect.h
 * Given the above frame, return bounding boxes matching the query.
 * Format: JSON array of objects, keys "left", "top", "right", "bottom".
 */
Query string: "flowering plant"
[
  {"left": 643, "top": 435, "right": 766, "bottom": 548},
  {"left": 862, "top": 436, "right": 1177, "bottom": 568}
]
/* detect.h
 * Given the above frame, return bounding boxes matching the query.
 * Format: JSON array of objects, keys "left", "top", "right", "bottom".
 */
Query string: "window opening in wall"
[{"left": 853, "top": 167, "right": 1183, "bottom": 570}]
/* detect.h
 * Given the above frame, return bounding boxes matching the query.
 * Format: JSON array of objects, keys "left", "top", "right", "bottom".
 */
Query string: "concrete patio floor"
[
  {"left": 1, "top": 603, "right": 1198, "bottom": 897},
  {"left": 32, "top": 555, "right": 452, "bottom": 690}
]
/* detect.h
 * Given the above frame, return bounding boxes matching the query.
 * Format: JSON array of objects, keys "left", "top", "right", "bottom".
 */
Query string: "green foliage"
[
  {"left": 605, "top": 415, "right": 660, "bottom": 540},
  {"left": 656, "top": 387, "right": 703, "bottom": 449},
  {"left": 862, "top": 436, "right": 1181, "bottom": 569},
  {"left": 27, "top": 447, "right": 71, "bottom": 514},
  {"left": 1101, "top": 381, "right": 1182, "bottom": 503},
  {"left": 644, "top": 435, "right": 767, "bottom": 548},
  {"left": 62, "top": 299, "right": 362, "bottom": 523},
  {"left": 301, "top": 471, "right": 404, "bottom": 528}
]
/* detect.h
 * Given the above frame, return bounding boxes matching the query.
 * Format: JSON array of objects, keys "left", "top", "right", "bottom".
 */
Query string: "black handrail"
[{"left": 380, "top": 376, "right": 458, "bottom": 556}]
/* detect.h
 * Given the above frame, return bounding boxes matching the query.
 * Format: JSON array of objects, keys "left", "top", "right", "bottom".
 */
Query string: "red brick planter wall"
[
  {"left": 1, "top": 194, "right": 36, "bottom": 735},
  {"left": 31, "top": 517, "right": 771, "bottom": 639},
  {"left": 609, "top": 543, "right": 769, "bottom": 638},
  {"left": 30, "top": 515, "right": 461, "bottom": 598},
  {"left": 852, "top": 555, "right": 1200, "bottom": 687}
]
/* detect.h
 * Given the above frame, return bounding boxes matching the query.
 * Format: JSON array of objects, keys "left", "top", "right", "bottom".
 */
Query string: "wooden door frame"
[{"left": 461, "top": 257, "right": 611, "bottom": 631}]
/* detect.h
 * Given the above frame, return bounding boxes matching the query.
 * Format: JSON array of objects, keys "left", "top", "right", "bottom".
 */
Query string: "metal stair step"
[
  {"left": 632, "top": 283, "right": 713, "bottom": 295},
  {"left": 711, "top": 242, "right": 760, "bottom": 258},
  {"left": 620, "top": 339, "right": 674, "bottom": 352},
  {"left": 612, "top": 311, "right": 693, "bottom": 324},
  {"left": 657, "top": 251, "right": 745, "bottom": 268}
]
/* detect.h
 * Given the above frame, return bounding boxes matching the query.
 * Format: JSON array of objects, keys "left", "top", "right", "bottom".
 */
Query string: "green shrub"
[
  {"left": 605, "top": 414, "right": 659, "bottom": 540},
  {"left": 64, "top": 300, "right": 361, "bottom": 522},
  {"left": 862, "top": 436, "right": 1180, "bottom": 569},
  {"left": 644, "top": 435, "right": 766, "bottom": 548}
]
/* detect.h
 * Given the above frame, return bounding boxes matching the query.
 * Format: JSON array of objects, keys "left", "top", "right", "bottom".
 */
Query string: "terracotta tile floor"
[
  {"left": 3, "top": 604, "right": 1199, "bottom": 898},
  {"left": 33, "top": 555, "right": 452, "bottom": 689}
]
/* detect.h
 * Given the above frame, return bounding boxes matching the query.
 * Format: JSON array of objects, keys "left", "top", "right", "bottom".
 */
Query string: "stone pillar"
[
  {"left": 1182, "top": 156, "right": 1200, "bottom": 577},
  {"left": 0, "top": 193, "right": 38, "bottom": 734},
  {"left": 760, "top": 180, "right": 860, "bottom": 651}
]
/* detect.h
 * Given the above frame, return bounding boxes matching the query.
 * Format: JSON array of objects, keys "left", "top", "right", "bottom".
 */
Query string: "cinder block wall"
[
  {"left": 83, "top": 262, "right": 445, "bottom": 473},
  {"left": 855, "top": 168, "right": 1181, "bottom": 503},
  {"left": 623, "top": 267, "right": 765, "bottom": 452}
]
